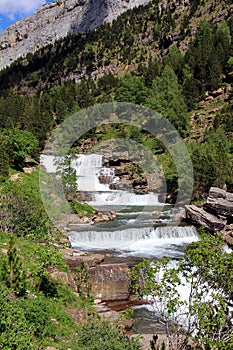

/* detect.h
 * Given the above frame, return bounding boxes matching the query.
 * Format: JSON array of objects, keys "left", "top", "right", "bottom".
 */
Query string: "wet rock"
[
  {"left": 93, "top": 211, "right": 116, "bottom": 223},
  {"left": 185, "top": 205, "right": 226, "bottom": 232},
  {"left": 219, "top": 224, "right": 233, "bottom": 245},
  {"left": 94, "top": 298, "right": 102, "bottom": 305}
]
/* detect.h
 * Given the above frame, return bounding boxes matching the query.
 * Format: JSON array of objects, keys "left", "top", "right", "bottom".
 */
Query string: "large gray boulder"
[
  {"left": 206, "top": 187, "right": 233, "bottom": 218},
  {"left": 185, "top": 205, "right": 227, "bottom": 232}
]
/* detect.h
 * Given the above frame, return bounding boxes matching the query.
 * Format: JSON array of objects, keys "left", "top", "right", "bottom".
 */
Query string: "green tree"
[
  {"left": 130, "top": 231, "right": 233, "bottom": 350},
  {"left": 0, "top": 287, "right": 36, "bottom": 349},
  {"left": 115, "top": 73, "right": 148, "bottom": 105},
  {"left": 0, "top": 179, "right": 51, "bottom": 240},
  {"left": 1, "top": 236, "right": 27, "bottom": 296},
  {"left": 185, "top": 20, "right": 222, "bottom": 93},
  {"left": 0, "top": 128, "right": 39, "bottom": 169},
  {"left": 147, "top": 66, "right": 188, "bottom": 137},
  {"left": 189, "top": 128, "right": 231, "bottom": 198},
  {"left": 75, "top": 318, "right": 141, "bottom": 350},
  {"left": 0, "top": 134, "right": 10, "bottom": 182}
]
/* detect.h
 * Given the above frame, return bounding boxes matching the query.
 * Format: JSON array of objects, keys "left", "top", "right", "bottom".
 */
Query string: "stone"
[
  {"left": 185, "top": 205, "right": 227, "bottom": 232},
  {"left": 65, "top": 252, "right": 105, "bottom": 268},
  {"left": 22, "top": 167, "right": 36, "bottom": 173},
  {"left": 94, "top": 298, "right": 102, "bottom": 305},
  {"left": 172, "top": 208, "right": 186, "bottom": 222},
  {"left": 205, "top": 187, "right": 233, "bottom": 218},
  {"left": 10, "top": 173, "right": 21, "bottom": 181},
  {"left": 88, "top": 263, "right": 130, "bottom": 301},
  {"left": 219, "top": 224, "right": 233, "bottom": 245},
  {"left": 47, "top": 267, "right": 78, "bottom": 292}
]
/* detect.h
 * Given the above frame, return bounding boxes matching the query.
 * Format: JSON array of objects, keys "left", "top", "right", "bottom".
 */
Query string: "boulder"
[
  {"left": 206, "top": 187, "right": 233, "bottom": 218},
  {"left": 219, "top": 224, "right": 233, "bottom": 245},
  {"left": 47, "top": 267, "right": 78, "bottom": 292},
  {"left": 88, "top": 263, "right": 130, "bottom": 301},
  {"left": 185, "top": 205, "right": 226, "bottom": 232},
  {"left": 65, "top": 252, "right": 105, "bottom": 268}
]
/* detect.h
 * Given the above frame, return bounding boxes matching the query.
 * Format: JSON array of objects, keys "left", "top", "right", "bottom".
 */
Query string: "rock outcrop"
[
  {"left": 185, "top": 205, "right": 227, "bottom": 232},
  {"left": 0, "top": 0, "right": 150, "bottom": 70},
  {"left": 88, "top": 263, "right": 130, "bottom": 301},
  {"left": 185, "top": 187, "right": 233, "bottom": 234},
  {"left": 205, "top": 187, "right": 233, "bottom": 218}
]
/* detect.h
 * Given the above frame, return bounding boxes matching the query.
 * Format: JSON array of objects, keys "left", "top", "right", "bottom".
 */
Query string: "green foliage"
[
  {"left": 115, "top": 73, "right": 148, "bottom": 105},
  {"left": 0, "top": 233, "right": 95, "bottom": 349},
  {"left": 0, "top": 173, "right": 51, "bottom": 240},
  {"left": 0, "top": 134, "right": 10, "bottom": 182},
  {"left": 130, "top": 232, "right": 233, "bottom": 349},
  {"left": 120, "top": 307, "right": 134, "bottom": 320},
  {"left": 0, "top": 128, "right": 39, "bottom": 169},
  {"left": 71, "top": 201, "right": 96, "bottom": 217},
  {"left": 75, "top": 262, "right": 91, "bottom": 299},
  {"left": 0, "top": 286, "right": 36, "bottom": 349},
  {"left": 146, "top": 66, "right": 189, "bottom": 137},
  {"left": 1, "top": 236, "right": 27, "bottom": 296},
  {"left": 0, "top": 284, "right": 80, "bottom": 349},
  {"left": 56, "top": 152, "right": 78, "bottom": 201},
  {"left": 188, "top": 128, "right": 232, "bottom": 198},
  {"left": 75, "top": 318, "right": 141, "bottom": 350},
  {"left": 214, "top": 103, "right": 233, "bottom": 134}
]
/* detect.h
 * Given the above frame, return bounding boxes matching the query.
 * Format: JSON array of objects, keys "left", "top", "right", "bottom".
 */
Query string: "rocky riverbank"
[{"left": 185, "top": 187, "right": 233, "bottom": 244}]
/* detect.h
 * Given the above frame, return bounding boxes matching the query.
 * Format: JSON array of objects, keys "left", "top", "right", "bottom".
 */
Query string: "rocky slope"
[{"left": 0, "top": 0, "right": 150, "bottom": 70}]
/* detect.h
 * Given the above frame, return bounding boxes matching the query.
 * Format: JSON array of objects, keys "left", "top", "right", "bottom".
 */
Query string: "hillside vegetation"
[{"left": 0, "top": 0, "right": 232, "bottom": 198}]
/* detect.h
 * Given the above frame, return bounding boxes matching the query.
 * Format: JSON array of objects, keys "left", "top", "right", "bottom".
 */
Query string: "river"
[{"left": 41, "top": 153, "right": 198, "bottom": 334}]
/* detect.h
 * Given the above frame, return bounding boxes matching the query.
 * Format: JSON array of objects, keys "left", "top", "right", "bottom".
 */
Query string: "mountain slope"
[
  {"left": 0, "top": 0, "right": 151, "bottom": 70},
  {"left": 0, "top": 0, "right": 232, "bottom": 92}
]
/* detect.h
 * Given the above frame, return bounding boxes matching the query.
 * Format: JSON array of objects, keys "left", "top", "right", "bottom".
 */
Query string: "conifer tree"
[{"left": 2, "top": 236, "right": 27, "bottom": 296}]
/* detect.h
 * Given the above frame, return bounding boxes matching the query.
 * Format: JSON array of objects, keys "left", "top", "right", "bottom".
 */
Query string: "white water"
[
  {"left": 41, "top": 153, "right": 162, "bottom": 206},
  {"left": 69, "top": 225, "right": 198, "bottom": 257},
  {"left": 41, "top": 153, "right": 197, "bottom": 256}
]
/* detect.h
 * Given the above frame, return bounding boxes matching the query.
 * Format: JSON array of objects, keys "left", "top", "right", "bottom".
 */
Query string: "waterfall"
[
  {"left": 40, "top": 153, "right": 163, "bottom": 206},
  {"left": 88, "top": 191, "right": 161, "bottom": 206},
  {"left": 71, "top": 154, "right": 162, "bottom": 206},
  {"left": 69, "top": 226, "right": 198, "bottom": 254}
]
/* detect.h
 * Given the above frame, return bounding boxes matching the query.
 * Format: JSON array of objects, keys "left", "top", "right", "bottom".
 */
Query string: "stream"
[{"left": 41, "top": 153, "right": 198, "bottom": 334}]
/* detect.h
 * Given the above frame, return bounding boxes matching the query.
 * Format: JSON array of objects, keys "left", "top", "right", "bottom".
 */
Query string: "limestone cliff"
[{"left": 0, "top": 0, "right": 150, "bottom": 70}]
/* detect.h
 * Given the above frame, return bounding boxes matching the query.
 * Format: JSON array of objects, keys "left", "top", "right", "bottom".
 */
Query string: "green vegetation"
[
  {"left": 130, "top": 229, "right": 233, "bottom": 350},
  {"left": 0, "top": 13, "right": 231, "bottom": 198},
  {"left": 0, "top": 233, "right": 140, "bottom": 349},
  {"left": 0, "top": 1, "right": 232, "bottom": 348},
  {"left": 0, "top": 171, "right": 51, "bottom": 241}
]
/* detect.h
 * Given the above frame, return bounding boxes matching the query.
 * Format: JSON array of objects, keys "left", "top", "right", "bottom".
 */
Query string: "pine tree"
[{"left": 2, "top": 236, "right": 27, "bottom": 296}]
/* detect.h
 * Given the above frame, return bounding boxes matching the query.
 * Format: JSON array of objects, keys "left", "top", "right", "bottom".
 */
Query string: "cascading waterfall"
[
  {"left": 72, "top": 154, "right": 161, "bottom": 206},
  {"left": 40, "top": 153, "right": 198, "bottom": 257},
  {"left": 69, "top": 225, "right": 198, "bottom": 256}
]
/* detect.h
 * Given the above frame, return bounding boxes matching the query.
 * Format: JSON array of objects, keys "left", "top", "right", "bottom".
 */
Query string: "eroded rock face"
[
  {"left": 0, "top": 0, "right": 150, "bottom": 70},
  {"left": 88, "top": 263, "right": 130, "bottom": 301},
  {"left": 206, "top": 187, "right": 233, "bottom": 219},
  {"left": 185, "top": 205, "right": 227, "bottom": 232}
]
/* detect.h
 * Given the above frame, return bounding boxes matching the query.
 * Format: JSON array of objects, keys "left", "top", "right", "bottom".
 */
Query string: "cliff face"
[{"left": 0, "top": 0, "right": 150, "bottom": 70}]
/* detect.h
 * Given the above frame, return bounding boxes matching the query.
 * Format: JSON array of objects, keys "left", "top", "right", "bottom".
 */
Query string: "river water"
[{"left": 41, "top": 153, "right": 198, "bottom": 333}]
